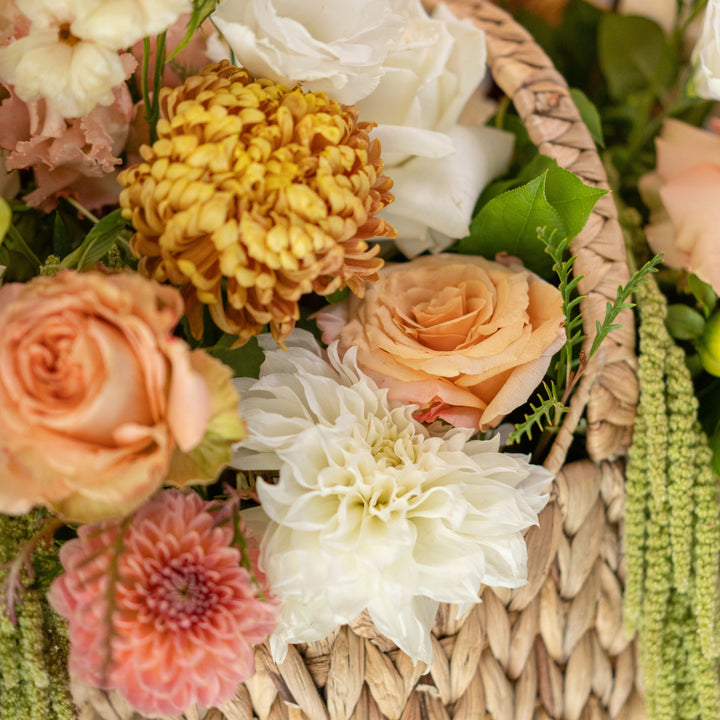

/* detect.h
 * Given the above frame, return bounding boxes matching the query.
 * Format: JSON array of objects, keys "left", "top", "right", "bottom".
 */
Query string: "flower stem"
[{"left": 64, "top": 196, "right": 99, "bottom": 224}]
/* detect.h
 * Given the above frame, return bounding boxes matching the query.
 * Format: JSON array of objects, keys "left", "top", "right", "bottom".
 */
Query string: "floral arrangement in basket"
[{"left": 0, "top": 1, "right": 704, "bottom": 719}]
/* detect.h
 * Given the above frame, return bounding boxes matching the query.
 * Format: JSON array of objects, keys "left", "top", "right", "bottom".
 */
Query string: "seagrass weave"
[{"left": 74, "top": 2, "right": 643, "bottom": 719}]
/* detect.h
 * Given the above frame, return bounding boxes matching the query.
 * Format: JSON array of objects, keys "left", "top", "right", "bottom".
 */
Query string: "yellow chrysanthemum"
[{"left": 119, "top": 60, "right": 396, "bottom": 345}]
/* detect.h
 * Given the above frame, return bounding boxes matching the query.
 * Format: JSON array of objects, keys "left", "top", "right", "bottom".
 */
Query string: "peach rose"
[
  {"left": 316, "top": 254, "right": 565, "bottom": 431},
  {"left": 0, "top": 270, "right": 243, "bottom": 522},
  {"left": 639, "top": 118, "right": 720, "bottom": 295}
]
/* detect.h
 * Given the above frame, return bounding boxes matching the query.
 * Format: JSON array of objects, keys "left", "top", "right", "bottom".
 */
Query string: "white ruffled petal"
[{"left": 233, "top": 330, "right": 551, "bottom": 664}]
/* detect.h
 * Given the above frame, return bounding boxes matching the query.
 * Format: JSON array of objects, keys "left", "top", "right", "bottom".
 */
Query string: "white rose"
[
  {"left": 210, "top": 0, "right": 406, "bottom": 104},
  {"left": 355, "top": 1, "right": 512, "bottom": 256},
  {"left": 357, "top": 1, "right": 488, "bottom": 160},
  {"left": 693, "top": 0, "right": 720, "bottom": 100}
]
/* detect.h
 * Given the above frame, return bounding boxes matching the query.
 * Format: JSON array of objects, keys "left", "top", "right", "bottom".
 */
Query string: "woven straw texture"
[{"left": 74, "top": 2, "right": 643, "bottom": 719}]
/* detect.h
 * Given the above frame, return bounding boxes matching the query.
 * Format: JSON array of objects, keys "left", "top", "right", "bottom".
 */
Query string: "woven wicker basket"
[{"left": 74, "top": 2, "right": 642, "bottom": 719}]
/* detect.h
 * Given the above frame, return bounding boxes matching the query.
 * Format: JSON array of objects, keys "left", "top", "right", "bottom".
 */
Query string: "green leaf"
[
  {"left": 52, "top": 212, "right": 73, "bottom": 258},
  {"left": 598, "top": 14, "right": 676, "bottom": 100},
  {"left": 555, "top": 0, "right": 603, "bottom": 88},
  {"left": 709, "top": 422, "right": 720, "bottom": 477},
  {"left": 207, "top": 335, "right": 264, "bottom": 379},
  {"left": 688, "top": 273, "right": 717, "bottom": 318},
  {"left": 543, "top": 164, "right": 608, "bottom": 240},
  {"left": 166, "top": 0, "right": 217, "bottom": 62},
  {"left": 665, "top": 304, "right": 706, "bottom": 340},
  {"left": 570, "top": 88, "right": 604, "bottom": 148},
  {"left": 59, "top": 209, "right": 129, "bottom": 270},
  {"left": 0, "top": 197, "right": 10, "bottom": 246},
  {"left": 462, "top": 162, "right": 606, "bottom": 278},
  {"left": 460, "top": 172, "right": 561, "bottom": 277},
  {"left": 475, "top": 154, "right": 556, "bottom": 210},
  {"left": 5, "top": 225, "right": 40, "bottom": 271},
  {"left": 325, "top": 287, "right": 351, "bottom": 305}
]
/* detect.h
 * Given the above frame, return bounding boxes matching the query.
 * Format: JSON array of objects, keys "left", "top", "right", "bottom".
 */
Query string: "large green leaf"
[
  {"left": 459, "top": 163, "right": 607, "bottom": 278},
  {"left": 544, "top": 164, "right": 607, "bottom": 240},
  {"left": 598, "top": 14, "right": 676, "bottom": 100},
  {"left": 459, "top": 172, "right": 561, "bottom": 277}
]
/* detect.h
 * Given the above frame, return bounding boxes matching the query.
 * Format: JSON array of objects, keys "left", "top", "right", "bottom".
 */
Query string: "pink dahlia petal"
[{"left": 48, "top": 490, "right": 277, "bottom": 716}]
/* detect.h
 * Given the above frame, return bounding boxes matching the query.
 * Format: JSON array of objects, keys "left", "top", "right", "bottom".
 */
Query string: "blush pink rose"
[
  {"left": 316, "top": 254, "right": 565, "bottom": 431},
  {"left": 639, "top": 118, "right": 720, "bottom": 294},
  {"left": 0, "top": 271, "right": 230, "bottom": 522}
]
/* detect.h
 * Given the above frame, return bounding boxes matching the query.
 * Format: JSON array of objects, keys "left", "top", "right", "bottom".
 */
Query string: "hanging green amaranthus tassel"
[
  {"left": 624, "top": 276, "right": 720, "bottom": 720},
  {"left": 0, "top": 513, "right": 77, "bottom": 720}
]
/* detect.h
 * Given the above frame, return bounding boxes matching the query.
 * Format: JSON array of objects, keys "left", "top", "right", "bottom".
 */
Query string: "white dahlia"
[{"left": 232, "top": 331, "right": 551, "bottom": 664}]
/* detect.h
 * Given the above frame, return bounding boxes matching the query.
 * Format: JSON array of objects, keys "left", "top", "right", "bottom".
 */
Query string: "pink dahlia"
[{"left": 48, "top": 490, "right": 277, "bottom": 716}]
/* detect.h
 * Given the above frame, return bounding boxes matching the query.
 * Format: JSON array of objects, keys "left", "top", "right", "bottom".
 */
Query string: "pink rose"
[
  {"left": 0, "top": 270, "right": 241, "bottom": 522},
  {"left": 640, "top": 118, "right": 720, "bottom": 294},
  {"left": 316, "top": 254, "right": 565, "bottom": 431}
]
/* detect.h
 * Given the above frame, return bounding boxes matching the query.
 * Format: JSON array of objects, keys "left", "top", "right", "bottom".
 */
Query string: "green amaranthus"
[
  {"left": 624, "top": 277, "right": 720, "bottom": 720},
  {"left": 0, "top": 514, "right": 77, "bottom": 720}
]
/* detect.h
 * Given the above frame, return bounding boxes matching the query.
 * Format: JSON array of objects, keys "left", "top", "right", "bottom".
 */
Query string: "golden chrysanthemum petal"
[{"left": 119, "top": 61, "right": 395, "bottom": 345}]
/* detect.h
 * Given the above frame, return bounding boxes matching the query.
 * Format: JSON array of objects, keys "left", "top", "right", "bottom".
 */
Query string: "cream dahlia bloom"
[{"left": 232, "top": 331, "right": 551, "bottom": 664}]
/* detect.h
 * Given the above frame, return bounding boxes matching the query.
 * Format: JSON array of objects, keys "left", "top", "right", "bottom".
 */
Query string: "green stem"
[
  {"left": 64, "top": 196, "right": 99, "bottom": 224},
  {"left": 141, "top": 37, "right": 152, "bottom": 134}
]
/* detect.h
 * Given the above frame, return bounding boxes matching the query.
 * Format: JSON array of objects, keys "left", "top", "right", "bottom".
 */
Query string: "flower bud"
[{"left": 698, "top": 310, "right": 720, "bottom": 376}]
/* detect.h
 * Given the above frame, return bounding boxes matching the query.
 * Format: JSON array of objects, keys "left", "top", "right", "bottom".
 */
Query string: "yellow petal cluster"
[{"left": 119, "top": 61, "right": 396, "bottom": 345}]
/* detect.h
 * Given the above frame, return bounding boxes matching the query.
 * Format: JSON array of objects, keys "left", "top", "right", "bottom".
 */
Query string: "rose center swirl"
[{"left": 23, "top": 326, "right": 84, "bottom": 401}]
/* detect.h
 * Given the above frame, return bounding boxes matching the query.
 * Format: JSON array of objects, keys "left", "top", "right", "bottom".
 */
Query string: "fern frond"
[
  {"left": 507, "top": 381, "right": 566, "bottom": 445},
  {"left": 588, "top": 254, "right": 663, "bottom": 358}
]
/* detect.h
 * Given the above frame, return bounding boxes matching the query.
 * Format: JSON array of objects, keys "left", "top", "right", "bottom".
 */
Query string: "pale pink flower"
[
  {"left": 0, "top": 1, "right": 29, "bottom": 45},
  {"left": 639, "top": 118, "right": 720, "bottom": 294},
  {"left": 48, "top": 490, "right": 277, "bottom": 717},
  {"left": 0, "top": 82, "right": 133, "bottom": 210}
]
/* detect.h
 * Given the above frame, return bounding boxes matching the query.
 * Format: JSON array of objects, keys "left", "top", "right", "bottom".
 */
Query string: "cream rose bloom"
[
  {"left": 210, "top": 0, "right": 405, "bottom": 104},
  {"left": 692, "top": 0, "right": 720, "bottom": 99},
  {"left": 232, "top": 331, "right": 551, "bottom": 664},
  {"left": 0, "top": 271, "right": 243, "bottom": 523},
  {"left": 354, "top": 0, "right": 513, "bottom": 256},
  {"left": 0, "top": 0, "right": 191, "bottom": 118},
  {"left": 316, "top": 254, "right": 566, "bottom": 432}
]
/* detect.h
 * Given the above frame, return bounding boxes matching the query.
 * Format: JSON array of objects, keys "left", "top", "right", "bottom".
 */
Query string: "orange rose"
[
  {"left": 640, "top": 118, "right": 720, "bottom": 295},
  {"left": 316, "top": 254, "right": 565, "bottom": 431},
  {"left": 0, "top": 270, "right": 243, "bottom": 522}
]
